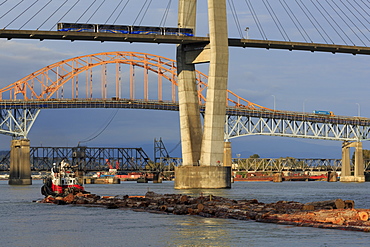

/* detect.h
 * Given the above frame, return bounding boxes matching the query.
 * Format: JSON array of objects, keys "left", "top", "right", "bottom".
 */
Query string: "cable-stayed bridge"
[{"left": 1, "top": 0, "right": 370, "bottom": 185}]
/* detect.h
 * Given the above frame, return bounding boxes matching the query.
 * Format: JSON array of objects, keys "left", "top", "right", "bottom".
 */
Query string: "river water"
[{"left": 0, "top": 180, "right": 369, "bottom": 247}]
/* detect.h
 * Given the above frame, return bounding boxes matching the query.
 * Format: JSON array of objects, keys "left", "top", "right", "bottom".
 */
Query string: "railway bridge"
[
  {"left": 1, "top": 51, "right": 369, "bottom": 184},
  {"left": 1, "top": 0, "right": 370, "bottom": 187}
]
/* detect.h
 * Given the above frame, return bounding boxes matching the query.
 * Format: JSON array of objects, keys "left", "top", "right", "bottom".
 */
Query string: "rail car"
[{"left": 57, "top": 23, "right": 194, "bottom": 36}]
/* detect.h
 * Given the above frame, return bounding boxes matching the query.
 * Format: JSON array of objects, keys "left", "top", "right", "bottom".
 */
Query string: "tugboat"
[{"left": 41, "top": 160, "right": 85, "bottom": 196}]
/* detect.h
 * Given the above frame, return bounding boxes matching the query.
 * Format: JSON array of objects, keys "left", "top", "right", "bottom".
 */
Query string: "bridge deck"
[
  {"left": 1, "top": 99, "right": 369, "bottom": 126},
  {"left": 1, "top": 30, "right": 370, "bottom": 55}
]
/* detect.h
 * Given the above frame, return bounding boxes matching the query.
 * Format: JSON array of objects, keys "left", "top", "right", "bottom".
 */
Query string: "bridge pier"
[
  {"left": 9, "top": 139, "right": 32, "bottom": 185},
  {"left": 175, "top": 0, "right": 231, "bottom": 189},
  {"left": 177, "top": 0, "right": 202, "bottom": 166},
  {"left": 340, "top": 141, "right": 365, "bottom": 183}
]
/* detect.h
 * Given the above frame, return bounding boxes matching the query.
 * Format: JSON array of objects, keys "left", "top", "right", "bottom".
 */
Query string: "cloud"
[{"left": 0, "top": 40, "right": 75, "bottom": 86}]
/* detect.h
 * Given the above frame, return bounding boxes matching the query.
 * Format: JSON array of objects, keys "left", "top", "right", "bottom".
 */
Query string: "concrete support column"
[
  {"left": 354, "top": 142, "right": 365, "bottom": 182},
  {"left": 341, "top": 142, "right": 351, "bottom": 177},
  {"left": 9, "top": 139, "right": 32, "bottom": 185},
  {"left": 177, "top": 0, "right": 202, "bottom": 166},
  {"left": 340, "top": 141, "right": 365, "bottom": 183},
  {"left": 223, "top": 141, "right": 232, "bottom": 167},
  {"left": 175, "top": 0, "right": 231, "bottom": 189},
  {"left": 200, "top": 0, "right": 229, "bottom": 166}
]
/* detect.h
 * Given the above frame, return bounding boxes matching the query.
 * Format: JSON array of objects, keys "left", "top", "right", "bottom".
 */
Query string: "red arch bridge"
[{"left": 0, "top": 51, "right": 369, "bottom": 143}]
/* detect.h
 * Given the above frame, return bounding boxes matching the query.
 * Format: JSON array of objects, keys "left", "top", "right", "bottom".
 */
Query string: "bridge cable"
[
  {"left": 38, "top": 0, "right": 69, "bottom": 30},
  {"left": 168, "top": 140, "right": 181, "bottom": 154},
  {"left": 294, "top": 0, "right": 329, "bottom": 44},
  {"left": 300, "top": 0, "right": 334, "bottom": 44},
  {"left": 0, "top": 0, "right": 25, "bottom": 26},
  {"left": 0, "top": 0, "right": 8, "bottom": 7},
  {"left": 341, "top": 0, "right": 370, "bottom": 41},
  {"left": 113, "top": 0, "right": 130, "bottom": 25},
  {"left": 4, "top": 0, "right": 39, "bottom": 30},
  {"left": 348, "top": 0, "right": 370, "bottom": 26},
  {"left": 104, "top": 0, "right": 124, "bottom": 25},
  {"left": 132, "top": 0, "right": 149, "bottom": 26},
  {"left": 244, "top": 0, "right": 267, "bottom": 40},
  {"left": 76, "top": 0, "right": 97, "bottom": 23},
  {"left": 79, "top": 109, "right": 119, "bottom": 144},
  {"left": 324, "top": 0, "right": 360, "bottom": 46},
  {"left": 20, "top": 0, "right": 54, "bottom": 30},
  {"left": 330, "top": 0, "right": 369, "bottom": 45},
  {"left": 159, "top": 0, "right": 172, "bottom": 27},
  {"left": 309, "top": 0, "right": 344, "bottom": 44},
  {"left": 261, "top": 0, "right": 285, "bottom": 40},
  {"left": 86, "top": 0, "right": 106, "bottom": 23},
  {"left": 359, "top": 0, "right": 370, "bottom": 13},
  {"left": 228, "top": 0, "right": 244, "bottom": 39},
  {"left": 52, "top": 0, "right": 81, "bottom": 30},
  {"left": 263, "top": 0, "right": 290, "bottom": 41},
  {"left": 138, "top": 0, "right": 152, "bottom": 26},
  {"left": 279, "top": 0, "right": 310, "bottom": 43}
]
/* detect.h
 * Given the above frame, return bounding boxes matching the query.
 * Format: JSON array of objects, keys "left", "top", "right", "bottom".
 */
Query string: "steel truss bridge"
[
  {"left": 0, "top": 138, "right": 179, "bottom": 172},
  {"left": 234, "top": 158, "right": 370, "bottom": 173},
  {"left": 1, "top": 146, "right": 369, "bottom": 173},
  {"left": 0, "top": 51, "right": 369, "bottom": 142},
  {"left": 0, "top": 146, "right": 152, "bottom": 172}
]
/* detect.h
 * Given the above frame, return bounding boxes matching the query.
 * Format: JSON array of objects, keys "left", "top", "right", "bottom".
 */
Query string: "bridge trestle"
[{"left": 0, "top": 108, "right": 40, "bottom": 138}]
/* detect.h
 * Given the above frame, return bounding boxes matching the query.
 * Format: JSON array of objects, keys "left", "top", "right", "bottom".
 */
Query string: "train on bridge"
[{"left": 57, "top": 23, "right": 194, "bottom": 36}]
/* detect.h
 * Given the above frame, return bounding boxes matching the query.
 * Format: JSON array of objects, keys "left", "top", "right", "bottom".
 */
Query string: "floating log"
[
  {"left": 38, "top": 190, "right": 370, "bottom": 232},
  {"left": 304, "top": 199, "right": 346, "bottom": 210}
]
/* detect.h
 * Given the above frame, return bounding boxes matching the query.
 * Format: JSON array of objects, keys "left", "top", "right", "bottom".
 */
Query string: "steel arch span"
[
  {"left": 1, "top": 51, "right": 369, "bottom": 141},
  {"left": 0, "top": 51, "right": 267, "bottom": 110}
]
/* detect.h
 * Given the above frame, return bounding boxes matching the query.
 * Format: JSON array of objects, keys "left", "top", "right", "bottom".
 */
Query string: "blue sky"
[{"left": 0, "top": 0, "right": 369, "bottom": 159}]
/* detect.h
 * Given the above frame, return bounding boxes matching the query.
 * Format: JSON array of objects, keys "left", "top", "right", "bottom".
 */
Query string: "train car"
[
  {"left": 163, "top": 27, "right": 179, "bottom": 36},
  {"left": 97, "top": 24, "right": 130, "bottom": 34},
  {"left": 57, "top": 23, "right": 95, "bottom": 32},
  {"left": 313, "top": 110, "right": 334, "bottom": 116},
  {"left": 178, "top": 28, "right": 194, "bottom": 36},
  {"left": 57, "top": 23, "right": 194, "bottom": 36},
  {"left": 163, "top": 27, "right": 194, "bottom": 36},
  {"left": 131, "top": 26, "right": 162, "bottom": 35}
]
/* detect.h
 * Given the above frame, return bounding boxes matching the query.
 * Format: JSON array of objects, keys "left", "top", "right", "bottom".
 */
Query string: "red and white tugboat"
[{"left": 41, "top": 160, "right": 85, "bottom": 196}]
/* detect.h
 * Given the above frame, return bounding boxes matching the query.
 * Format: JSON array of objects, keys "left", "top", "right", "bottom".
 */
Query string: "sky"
[{"left": 0, "top": 0, "right": 369, "bottom": 159}]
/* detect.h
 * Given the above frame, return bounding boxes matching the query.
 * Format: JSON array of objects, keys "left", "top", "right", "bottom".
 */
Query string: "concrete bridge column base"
[
  {"left": 340, "top": 176, "right": 365, "bottom": 183},
  {"left": 340, "top": 141, "right": 365, "bottom": 183},
  {"left": 9, "top": 139, "right": 32, "bottom": 185},
  {"left": 174, "top": 166, "right": 231, "bottom": 189}
]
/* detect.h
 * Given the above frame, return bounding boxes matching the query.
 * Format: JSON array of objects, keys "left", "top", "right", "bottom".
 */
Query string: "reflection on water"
[
  {"left": 1, "top": 180, "right": 370, "bottom": 247},
  {"left": 172, "top": 217, "right": 235, "bottom": 246}
]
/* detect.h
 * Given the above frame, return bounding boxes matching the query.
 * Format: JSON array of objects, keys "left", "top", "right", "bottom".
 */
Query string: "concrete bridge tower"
[{"left": 175, "top": 0, "right": 231, "bottom": 189}]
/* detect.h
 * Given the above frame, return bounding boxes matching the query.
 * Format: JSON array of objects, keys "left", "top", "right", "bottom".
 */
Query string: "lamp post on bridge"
[
  {"left": 245, "top": 27, "right": 249, "bottom": 39},
  {"left": 271, "top": 95, "right": 276, "bottom": 111},
  {"left": 356, "top": 103, "right": 361, "bottom": 117},
  {"left": 303, "top": 99, "right": 308, "bottom": 113}
]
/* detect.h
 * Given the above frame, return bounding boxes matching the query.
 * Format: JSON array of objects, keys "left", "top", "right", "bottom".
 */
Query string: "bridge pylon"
[
  {"left": 340, "top": 141, "right": 365, "bottom": 182},
  {"left": 9, "top": 139, "right": 32, "bottom": 185},
  {"left": 174, "top": 0, "right": 231, "bottom": 189}
]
